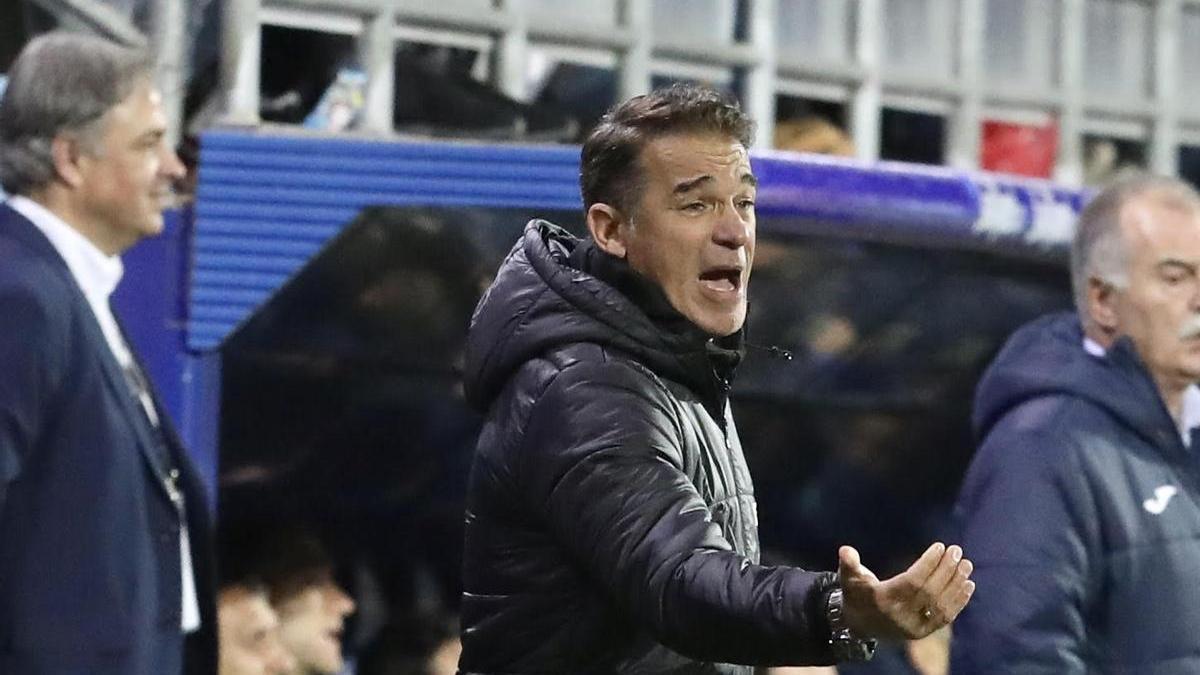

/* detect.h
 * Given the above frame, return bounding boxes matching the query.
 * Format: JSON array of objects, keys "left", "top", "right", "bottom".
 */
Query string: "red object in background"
[{"left": 980, "top": 119, "right": 1059, "bottom": 178}]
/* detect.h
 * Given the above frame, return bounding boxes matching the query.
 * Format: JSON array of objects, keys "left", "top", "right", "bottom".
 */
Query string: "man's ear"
[
  {"left": 586, "top": 202, "right": 629, "bottom": 258},
  {"left": 49, "top": 134, "right": 86, "bottom": 189},
  {"left": 1087, "top": 276, "right": 1121, "bottom": 335}
]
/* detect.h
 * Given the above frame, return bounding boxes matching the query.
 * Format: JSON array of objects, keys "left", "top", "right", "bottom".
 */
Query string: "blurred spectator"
[
  {"left": 774, "top": 116, "right": 855, "bottom": 157},
  {"left": 274, "top": 571, "right": 357, "bottom": 675},
  {"left": 357, "top": 612, "right": 461, "bottom": 675},
  {"left": 219, "top": 582, "right": 296, "bottom": 675},
  {"left": 266, "top": 534, "right": 356, "bottom": 675},
  {"left": 392, "top": 43, "right": 576, "bottom": 141},
  {"left": 226, "top": 526, "right": 357, "bottom": 675},
  {"left": 1083, "top": 136, "right": 1146, "bottom": 187}
]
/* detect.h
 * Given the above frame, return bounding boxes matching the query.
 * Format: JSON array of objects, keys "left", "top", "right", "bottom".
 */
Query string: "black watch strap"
[{"left": 825, "top": 586, "right": 878, "bottom": 662}]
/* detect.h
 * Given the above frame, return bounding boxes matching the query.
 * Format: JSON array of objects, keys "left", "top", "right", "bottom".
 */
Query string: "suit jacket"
[{"left": 0, "top": 203, "right": 216, "bottom": 674}]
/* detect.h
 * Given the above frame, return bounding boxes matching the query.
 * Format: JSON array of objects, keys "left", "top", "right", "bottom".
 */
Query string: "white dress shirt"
[
  {"left": 7, "top": 195, "right": 200, "bottom": 633},
  {"left": 1083, "top": 336, "right": 1200, "bottom": 447}
]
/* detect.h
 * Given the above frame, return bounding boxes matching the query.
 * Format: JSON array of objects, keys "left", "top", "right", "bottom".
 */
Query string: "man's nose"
[
  {"left": 161, "top": 142, "right": 186, "bottom": 180},
  {"left": 326, "top": 583, "right": 356, "bottom": 615},
  {"left": 713, "top": 204, "right": 751, "bottom": 248}
]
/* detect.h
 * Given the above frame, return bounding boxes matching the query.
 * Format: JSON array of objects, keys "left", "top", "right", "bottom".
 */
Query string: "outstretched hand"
[{"left": 838, "top": 542, "right": 974, "bottom": 640}]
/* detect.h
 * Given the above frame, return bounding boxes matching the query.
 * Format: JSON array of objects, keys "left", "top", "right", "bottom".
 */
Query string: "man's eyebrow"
[
  {"left": 673, "top": 175, "right": 713, "bottom": 195},
  {"left": 671, "top": 173, "right": 758, "bottom": 194},
  {"left": 1157, "top": 258, "right": 1198, "bottom": 272},
  {"left": 137, "top": 127, "right": 166, "bottom": 142}
]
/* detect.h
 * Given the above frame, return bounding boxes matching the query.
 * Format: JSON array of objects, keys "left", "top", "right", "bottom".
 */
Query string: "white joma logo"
[{"left": 1143, "top": 485, "right": 1178, "bottom": 515}]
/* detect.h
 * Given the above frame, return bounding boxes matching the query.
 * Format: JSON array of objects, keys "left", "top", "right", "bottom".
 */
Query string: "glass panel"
[
  {"left": 1083, "top": 0, "right": 1152, "bottom": 98},
  {"left": 434, "top": 0, "right": 498, "bottom": 14},
  {"left": 880, "top": 107, "right": 946, "bottom": 165},
  {"left": 739, "top": 231, "right": 1071, "bottom": 572},
  {"left": 984, "top": 0, "right": 1059, "bottom": 89},
  {"left": 776, "top": 0, "right": 856, "bottom": 64},
  {"left": 1179, "top": 7, "right": 1200, "bottom": 106},
  {"left": 652, "top": 0, "right": 737, "bottom": 45},
  {"left": 882, "top": 0, "right": 957, "bottom": 79},
  {"left": 532, "top": 62, "right": 617, "bottom": 141},
  {"left": 526, "top": 0, "right": 617, "bottom": 29}
]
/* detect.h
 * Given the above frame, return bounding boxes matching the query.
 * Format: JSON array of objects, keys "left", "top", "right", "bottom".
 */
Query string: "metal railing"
[{"left": 194, "top": 0, "right": 1200, "bottom": 183}]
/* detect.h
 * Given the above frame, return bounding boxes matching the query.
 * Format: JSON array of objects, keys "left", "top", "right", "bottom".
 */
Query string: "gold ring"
[{"left": 921, "top": 608, "right": 934, "bottom": 620}]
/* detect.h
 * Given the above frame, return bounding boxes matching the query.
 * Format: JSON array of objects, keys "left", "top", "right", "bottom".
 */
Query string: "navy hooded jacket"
[{"left": 951, "top": 312, "right": 1200, "bottom": 673}]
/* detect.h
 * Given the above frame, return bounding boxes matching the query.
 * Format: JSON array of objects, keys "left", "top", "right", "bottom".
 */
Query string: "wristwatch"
[{"left": 825, "top": 586, "right": 877, "bottom": 662}]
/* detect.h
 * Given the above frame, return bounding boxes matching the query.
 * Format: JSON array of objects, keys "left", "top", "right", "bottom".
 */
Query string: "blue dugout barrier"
[{"left": 188, "top": 129, "right": 1085, "bottom": 353}]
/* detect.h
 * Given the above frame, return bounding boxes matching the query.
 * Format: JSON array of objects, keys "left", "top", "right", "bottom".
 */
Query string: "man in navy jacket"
[
  {"left": 952, "top": 175, "right": 1200, "bottom": 673},
  {"left": 0, "top": 32, "right": 216, "bottom": 674}
]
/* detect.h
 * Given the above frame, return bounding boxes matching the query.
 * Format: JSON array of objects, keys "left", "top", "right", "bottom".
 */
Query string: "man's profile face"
[
  {"left": 621, "top": 132, "right": 757, "bottom": 336},
  {"left": 275, "top": 569, "right": 356, "bottom": 674},
  {"left": 74, "top": 77, "right": 185, "bottom": 254},
  {"left": 1107, "top": 196, "right": 1200, "bottom": 388},
  {"left": 217, "top": 587, "right": 295, "bottom": 675}
]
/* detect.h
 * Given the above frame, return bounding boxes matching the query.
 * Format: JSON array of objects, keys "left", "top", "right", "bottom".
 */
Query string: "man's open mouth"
[{"left": 699, "top": 266, "right": 742, "bottom": 293}]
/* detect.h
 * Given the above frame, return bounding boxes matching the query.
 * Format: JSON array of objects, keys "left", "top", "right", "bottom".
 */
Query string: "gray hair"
[
  {"left": 0, "top": 31, "right": 154, "bottom": 195},
  {"left": 1071, "top": 173, "right": 1200, "bottom": 322}
]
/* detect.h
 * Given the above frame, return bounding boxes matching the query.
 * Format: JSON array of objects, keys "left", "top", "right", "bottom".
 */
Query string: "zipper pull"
[{"left": 747, "top": 342, "right": 793, "bottom": 360}]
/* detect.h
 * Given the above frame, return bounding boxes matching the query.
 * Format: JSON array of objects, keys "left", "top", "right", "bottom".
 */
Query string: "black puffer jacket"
[{"left": 458, "top": 221, "right": 835, "bottom": 674}]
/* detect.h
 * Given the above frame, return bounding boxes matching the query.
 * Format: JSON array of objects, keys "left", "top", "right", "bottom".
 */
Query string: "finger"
[
  {"left": 838, "top": 545, "right": 879, "bottom": 585},
  {"left": 938, "top": 580, "right": 976, "bottom": 626},
  {"left": 883, "top": 542, "right": 945, "bottom": 604},
  {"left": 937, "top": 557, "right": 974, "bottom": 606},
  {"left": 925, "top": 557, "right": 973, "bottom": 624},
  {"left": 905, "top": 542, "right": 947, "bottom": 584},
  {"left": 920, "top": 544, "right": 964, "bottom": 600},
  {"left": 943, "top": 572, "right": 977, "bottom": 623},
  {"left": 839, "top": 544, "right": 861, "bottom": 571},
  {"left": 905, "top": 551, "right": 965, "bottom": 632}
]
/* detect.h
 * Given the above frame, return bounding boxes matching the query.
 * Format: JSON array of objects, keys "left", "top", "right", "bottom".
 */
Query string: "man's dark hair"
[
  {"left": 579, "top": 84, "right": 755, "bottom": 217},
  {"left": 220, "top": 522, "right": 335, "bottom": 604}
]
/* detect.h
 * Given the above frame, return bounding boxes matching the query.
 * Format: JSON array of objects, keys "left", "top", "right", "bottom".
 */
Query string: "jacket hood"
[
  {"left": 974, "top": 311, "right": 1177, "bottom": 449},
  {"left": 464, "top": 219, "right": 736, "bottom": 411}
]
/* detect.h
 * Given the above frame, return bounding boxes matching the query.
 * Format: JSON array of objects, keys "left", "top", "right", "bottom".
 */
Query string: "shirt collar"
[
  {"left": 1083, "top": 336, "right": 1200, "bottom": 445},
  {"left": 7, "top": 195, "right": 124, "bottom": 300}
]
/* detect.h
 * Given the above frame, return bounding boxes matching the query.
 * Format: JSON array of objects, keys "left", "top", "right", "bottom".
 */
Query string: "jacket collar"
[
  {"left": 7, "top": 195, "right": 124, "bottom": 303},
  {"left": 568, "top": 237, "right": 745, "bottom": 417}
]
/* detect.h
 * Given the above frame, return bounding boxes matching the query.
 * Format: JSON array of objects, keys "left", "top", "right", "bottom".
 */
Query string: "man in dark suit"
[{"left": 0, "top": 32, "right": 216, "bottom": 674}]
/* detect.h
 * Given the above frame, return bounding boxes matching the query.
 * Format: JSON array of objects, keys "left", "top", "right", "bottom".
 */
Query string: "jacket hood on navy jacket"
[
  {"left": 464, "top": 219, "right": 741, "bottom": 413},
  {"left": 973, "top": 311, "right": 1178, "bottom": 452}
]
